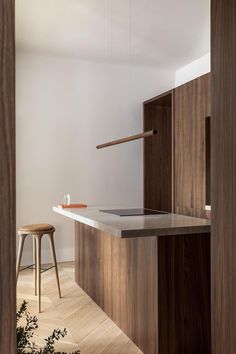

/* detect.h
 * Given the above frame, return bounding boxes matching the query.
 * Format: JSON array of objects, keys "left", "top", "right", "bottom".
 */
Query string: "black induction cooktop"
[{"left": 100, "top": 208, "right": 168, "bottom": 216}]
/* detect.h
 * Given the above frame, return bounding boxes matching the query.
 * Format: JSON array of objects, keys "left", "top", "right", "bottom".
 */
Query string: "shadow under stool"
[{"left": 16, "top": 223, "right": 61, "bottom": 313}]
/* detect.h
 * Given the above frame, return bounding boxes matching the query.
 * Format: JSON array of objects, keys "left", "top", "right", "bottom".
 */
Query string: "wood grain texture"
[
  {"left": 158, "top": 234, "right": 211, "bottom": 354},
  {"left": 144, "top": 76, "right": 211, "bottom": 219},
  {"left": 144, "top": 93, "right": 173, "bottom": 212},
  {"left": 174, "top": 73, "right": 211, "bottom": 218},
  {"left": 0, "top": 0, "right": 16, "bottom": 353},
  {"left": 75, "top": 222, "right": 211, "bottom": 354},
  {"left": 211, "top": 1, "right": 236, "bottom": 353},
  {"left": 75, "top": 222, "right": 158, "bottom": 354}
]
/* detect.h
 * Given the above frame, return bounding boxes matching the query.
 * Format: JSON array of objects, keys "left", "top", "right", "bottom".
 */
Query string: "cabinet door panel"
[{"left": 174, "top": 74, "right": 211, "bottom": 218}]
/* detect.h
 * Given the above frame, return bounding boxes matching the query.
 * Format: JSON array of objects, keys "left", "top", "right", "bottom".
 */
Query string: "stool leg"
[
  {"left": 33, "top": 235, "right": 37, "bottom": 295},
  {"left": 48, "top": 232, "right": 61, "bottom": 298},
  {"left": 16, "top": 234, "right": 27, "bottom": 283},
  {"left": 35, "top": 235, "right": 42, "bottom": 313}
]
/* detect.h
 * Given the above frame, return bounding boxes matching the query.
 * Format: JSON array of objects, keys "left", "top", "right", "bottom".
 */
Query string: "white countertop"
[{"left": 53, "top": 206, "right": 211, "bottom": 238}]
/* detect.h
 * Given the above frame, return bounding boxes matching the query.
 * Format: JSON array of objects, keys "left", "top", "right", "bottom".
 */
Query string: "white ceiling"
[{"left": 16, "top": 0, "right": 210, "bottom": 69}]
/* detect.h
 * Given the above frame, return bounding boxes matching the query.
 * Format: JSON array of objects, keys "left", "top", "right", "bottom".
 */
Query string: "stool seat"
[{"left": 19, "top": 224, "right": 55, "bottom": 234}]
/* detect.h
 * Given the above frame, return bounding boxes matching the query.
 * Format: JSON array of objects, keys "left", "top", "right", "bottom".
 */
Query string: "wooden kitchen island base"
[{"left": 75, "top": 222, "right": 211, "bottom": 354}]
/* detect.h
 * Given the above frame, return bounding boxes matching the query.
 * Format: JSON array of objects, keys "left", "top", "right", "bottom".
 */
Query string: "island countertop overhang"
[{"left": 53, "top": 206, "right": 211, "bottom": 238}]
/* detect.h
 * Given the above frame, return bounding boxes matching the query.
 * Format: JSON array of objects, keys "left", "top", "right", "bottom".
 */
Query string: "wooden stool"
[{"left": 16, "top": 224, "right": 61, "bottom": 313}]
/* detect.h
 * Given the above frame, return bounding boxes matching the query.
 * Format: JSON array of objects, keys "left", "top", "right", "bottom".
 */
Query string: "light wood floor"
[{"left": 17, "top": 262, "right": 143, "bottom": 354}]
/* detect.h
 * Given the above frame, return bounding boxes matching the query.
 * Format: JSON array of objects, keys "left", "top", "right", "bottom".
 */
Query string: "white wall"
[
  {"left": 175, "top": 53, "right": 210, "bottom": 87},
  {"left": 16, "top": 53, "right": 174, "bottom": 265}
]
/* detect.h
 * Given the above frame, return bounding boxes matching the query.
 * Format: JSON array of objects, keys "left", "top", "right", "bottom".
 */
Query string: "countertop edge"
[
  {"left": 53, "top": 206, "right": 122, "bottom": 237},
  {"left": 53, "top": 206, "right": 211, "bottom": 238}
]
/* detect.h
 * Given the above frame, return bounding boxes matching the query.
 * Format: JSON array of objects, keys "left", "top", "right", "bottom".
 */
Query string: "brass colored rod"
[{"left": 96, "top": 129, "right": 157, "bottom": 149}]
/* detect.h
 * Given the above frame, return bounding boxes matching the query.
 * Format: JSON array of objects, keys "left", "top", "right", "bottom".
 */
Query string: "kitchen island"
[{"left": 53, "top": 206, "right": 211, "bottom": 354}]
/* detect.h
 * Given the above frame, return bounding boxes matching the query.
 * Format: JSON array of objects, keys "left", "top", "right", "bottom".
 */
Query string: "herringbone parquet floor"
[{"left": 17, "top": 262, "right": 143, "bottom": 354}]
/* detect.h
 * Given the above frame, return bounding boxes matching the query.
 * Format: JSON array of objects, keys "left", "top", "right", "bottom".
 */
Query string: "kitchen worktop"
[{"left": 53, "top": 206, "right": 210, "bottom": 238}]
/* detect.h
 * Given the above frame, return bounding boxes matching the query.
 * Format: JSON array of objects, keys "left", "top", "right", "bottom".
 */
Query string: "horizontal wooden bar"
[{"left": 96, "top": 129, "right": 157, "bottom": 149}]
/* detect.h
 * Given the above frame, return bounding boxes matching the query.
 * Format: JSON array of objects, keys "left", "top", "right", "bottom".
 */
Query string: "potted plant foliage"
[{"left": 17, "top": 301, "right": 80, "bottom": 354}]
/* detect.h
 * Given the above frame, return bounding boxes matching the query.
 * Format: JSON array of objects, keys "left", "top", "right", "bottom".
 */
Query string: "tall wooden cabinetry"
[
  {"left": 143, "top": 74, "right": 212, "bottom": 353},
  {"left": 211, "top": 0, "right": 236, "bottom": 353},
  {"left": 144, "top": 73, "right": 211, "bottom": 219}
]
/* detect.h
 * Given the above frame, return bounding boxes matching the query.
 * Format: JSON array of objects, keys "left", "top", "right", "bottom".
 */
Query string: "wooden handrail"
[{"left": 96, "top": 129, "right": 157, "bottom": 149}]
